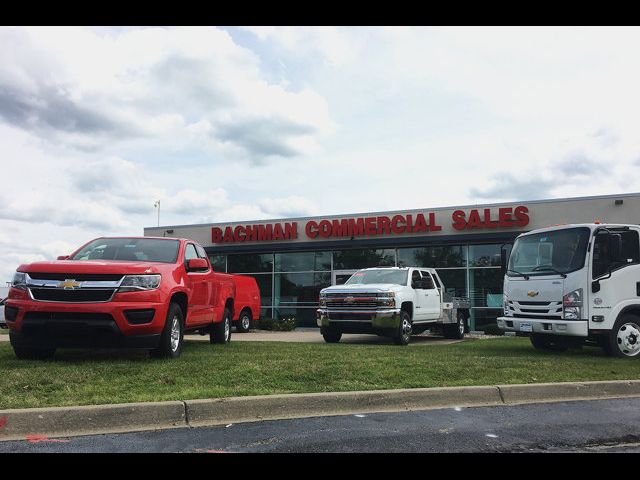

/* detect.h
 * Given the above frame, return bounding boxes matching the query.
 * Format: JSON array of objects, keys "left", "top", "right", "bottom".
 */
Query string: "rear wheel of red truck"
[
  {"left": 211, "top": 308, "right": 232, "bottom": 344},
  {"left": 236, "top": 309, "right": 252, "bottom": 333},
  {"left": 150, "top": 303, "right": 184, "bottom": 359}
]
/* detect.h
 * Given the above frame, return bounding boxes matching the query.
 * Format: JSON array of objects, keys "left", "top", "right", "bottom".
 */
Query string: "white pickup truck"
[{"left": 317, "top": 267, "right": 470, "bottom": 345}]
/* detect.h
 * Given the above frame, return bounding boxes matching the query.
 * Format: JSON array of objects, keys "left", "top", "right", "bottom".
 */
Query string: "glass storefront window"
[
  {"left": 468, "top": 244, "right": 506, "bottom": 267},
  {"left": 274, "top": 272, "right": 331, "bottom": 307},
  {"left": 275, "top": 251, "right": 331, "bottom": 272},
  {"left": 398, "top": 245, "right": 467, "bottom": 268},
  {"left": 468, "top": 268, "right": 504, "bottom": 307},
  {"left": 227, "top": 253, "right": 273, "bottom": 273},
  {"left": 333, "top": 249, "right": 395, "bottom": 270},
  {"left": 434, "top": 269, "right": 467, "bottom": 297},
  {"left": 208, "top": 255, "right": 226, "bottom": 272}
]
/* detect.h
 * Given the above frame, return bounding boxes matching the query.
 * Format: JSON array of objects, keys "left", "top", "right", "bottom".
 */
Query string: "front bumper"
[
  {"left": 4, "top": 290, "right": 169, "bottom": 343},
  {"left": 497, "top": 316, "right": 588, "bottom": 337},
  {"left": 317, "top": 308, "right": 402, "bottom": 329}
]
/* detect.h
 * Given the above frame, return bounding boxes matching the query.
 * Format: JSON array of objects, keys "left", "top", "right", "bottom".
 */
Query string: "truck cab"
[
  {"left": 317, "top": 267, "right": 470, "bottom": 345},
  {"left": 497, "top": 223, "right": 640, "bottom": 358}
]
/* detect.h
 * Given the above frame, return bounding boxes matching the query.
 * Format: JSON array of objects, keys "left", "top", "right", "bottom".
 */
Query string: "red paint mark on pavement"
[
  {"left": 25, "top": 435, "right": 70, "bottom": 443},
  {"left": 0, "top": 416, "right": 7, "bottom": 431}
]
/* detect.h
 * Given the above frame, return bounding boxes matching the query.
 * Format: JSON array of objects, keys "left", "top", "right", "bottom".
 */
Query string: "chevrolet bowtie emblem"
[
  {"left": 59, "top": 279, "right": 82, "bottom": 290},
  {"left": 527, "top": 291, "right": 539, "bottom": 297},
  {"left": 345, "top": 296, "right": 355, "bottom": 303}
]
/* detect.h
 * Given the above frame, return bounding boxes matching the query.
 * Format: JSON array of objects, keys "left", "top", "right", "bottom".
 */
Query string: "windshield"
[
  {"left": 345, "top": 269, "right": 408, "bottom": 285},
  {"left": 508, "top": 227, "right": 590, "bottom": 276},
  {"left": 70, "top": 238, "right": 180, "bottom": 263}
]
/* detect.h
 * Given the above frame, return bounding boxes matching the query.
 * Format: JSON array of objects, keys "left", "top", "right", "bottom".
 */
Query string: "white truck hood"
[{"left": 322, "top": 283, "right": 404, "bottom": 294}]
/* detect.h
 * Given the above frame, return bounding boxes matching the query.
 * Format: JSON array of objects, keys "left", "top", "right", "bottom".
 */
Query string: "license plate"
[{"left": 520, "top": 323, "right": 533, "bottom": 332}]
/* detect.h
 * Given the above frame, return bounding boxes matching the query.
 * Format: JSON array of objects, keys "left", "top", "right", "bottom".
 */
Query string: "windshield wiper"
[
  {"left": 531, "top": 266, "right": 567, "bottom": 278},
  {"left": 507, "top": 269, "right": 530, "bottom": 280}
]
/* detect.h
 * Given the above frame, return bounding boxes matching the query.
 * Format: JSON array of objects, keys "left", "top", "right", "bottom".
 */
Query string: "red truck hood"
[{"left": 17, "top": 260, "right": 169, "bottom": 275}]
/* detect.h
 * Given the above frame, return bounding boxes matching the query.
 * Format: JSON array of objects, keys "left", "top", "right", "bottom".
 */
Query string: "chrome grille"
[
  {"left": 508, "top": 300, "right": 563, "bottom": 319},
  {"left": 325, "top": 293, "right": 380, "bottom": 310}
]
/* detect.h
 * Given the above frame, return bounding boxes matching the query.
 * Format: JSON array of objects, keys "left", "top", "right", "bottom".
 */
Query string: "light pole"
[{"left": 154, "top": 200, "right": 160, "bottom": 227}]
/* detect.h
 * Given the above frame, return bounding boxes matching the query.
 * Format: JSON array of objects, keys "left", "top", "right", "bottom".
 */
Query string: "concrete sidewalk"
[
  {"left": 188, "top": 328, "right": 470, "bottom": 345},
  {"left": 2, "top": 380, "right": 640, "bottom": 442},
  {"left": 0, "top": 329, "right": 473, "bottom": 345}
]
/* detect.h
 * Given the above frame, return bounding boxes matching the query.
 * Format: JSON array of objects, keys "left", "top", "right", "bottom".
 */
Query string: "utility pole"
[{"left": 154, "top": 200, "right": 160, "bottom": 227}]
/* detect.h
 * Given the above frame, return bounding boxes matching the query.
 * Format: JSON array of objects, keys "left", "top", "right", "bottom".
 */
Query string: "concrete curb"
[
  {"left": 0, "top": 402, "right": 187, "bottom": 441},
  {"left": 1, "top": 380, "right": 640, "bottom": 441}
]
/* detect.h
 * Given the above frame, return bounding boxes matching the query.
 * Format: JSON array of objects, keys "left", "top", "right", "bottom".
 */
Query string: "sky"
[{"left": 1, "top": 26, "right": 640, "bottom": 282}]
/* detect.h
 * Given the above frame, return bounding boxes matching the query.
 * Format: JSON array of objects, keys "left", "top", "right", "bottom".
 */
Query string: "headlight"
[
  {"left": 377, "top": 292, "right": 396, "bottom": 307},
  {"left": 12, "top": 272, "right": 27, "bottom": 290},
  {"left": 118, "top": 274, "right": 161, "bottom": 292},
  {"left": 319, "top": 292, "right": 327, "bottom": 308},
  {"left": 563, "top": 307, "right": 581, "bottom": 320},
  {"left": 563, "top": 289, "right": 582, "bottom": 319},
  {"left": 563, "top": 288, "right": 582, "bottom": 307}
]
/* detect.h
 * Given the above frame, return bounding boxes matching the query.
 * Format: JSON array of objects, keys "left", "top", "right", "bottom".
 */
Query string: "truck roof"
[
  {"left": 93, "top": 236, "right": 189, "bottom": 242},
  {"left": 358, "top": 266, "right": 437, "bottom": 273},
  {"left": 518, "top": 223, "right": 638, "bottom": 238}
]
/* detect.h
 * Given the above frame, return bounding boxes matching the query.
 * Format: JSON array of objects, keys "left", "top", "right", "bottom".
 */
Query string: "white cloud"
[{"left": 2, "top": 26, "right": 640, "bottom": 282}]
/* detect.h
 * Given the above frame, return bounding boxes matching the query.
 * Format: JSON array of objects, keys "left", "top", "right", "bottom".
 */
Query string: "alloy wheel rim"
[
  {"left": 225, "top": 317, "right": 230, "bottom": 341},
  {"left": 170, "top": 316, "right": 180, "bottom": 352},
  {"left": 242, "top": 315, "right": 250, "bottom": 330},
  {"left": 617, "top": 323, "right": 640, "bottom": 357},
  {"left": 402, "top": 317, "right": 412, "bottom": 339},
  {"left": 459, "top": 319, "right": 465, "bottom": 335}
]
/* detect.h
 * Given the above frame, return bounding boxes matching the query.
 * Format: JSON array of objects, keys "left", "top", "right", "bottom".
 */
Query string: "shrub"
[{"left": 256, "top": 317, "right": 297, "bottom": 331}]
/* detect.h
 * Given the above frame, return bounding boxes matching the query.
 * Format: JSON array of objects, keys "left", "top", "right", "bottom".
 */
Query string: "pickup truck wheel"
[
  {"left": 606, "top": 314, "right": 640, "bottom": 358},
  {"left": 11, "top": 345, "right": 56, "bottom": 360},
  {"left": 393, "top": 311, "right": 412, "bottom": 346},
  {"left": 151, "top": 303, "right": 184, "bottom": 359},
  {"left": 321, "top": 326, "right": 342, "bottom": 343},
  {"left": 530, "top": 333, "right": 568, "bottom": 352},
  {"left": 443, "top": 314, "right": 466, "bottom": 340},
  {"left": 236, "top": 310, "right": 252, "bottom": 333},
  {"left": 211, "top": 308, "right": 232, "bottom": 344}
]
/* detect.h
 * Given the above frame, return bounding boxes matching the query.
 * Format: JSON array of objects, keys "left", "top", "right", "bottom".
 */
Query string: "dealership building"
[{"left": 145, "top": 192, "right": 640, "bottom": 331}]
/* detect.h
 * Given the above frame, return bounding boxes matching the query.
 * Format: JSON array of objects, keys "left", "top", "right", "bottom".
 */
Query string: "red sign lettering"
[{"left": 209, "top": 207, "right": 529, "bottom": 243}]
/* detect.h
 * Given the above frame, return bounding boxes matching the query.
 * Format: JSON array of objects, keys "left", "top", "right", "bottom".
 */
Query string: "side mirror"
[
  {"left": 57, "top": 255, "right": 69, "bottom": 260},
  {"left": 608, "top": 234, "right": 623, "bottom": 262},
  {"left": 592, "top": 280, "right": 601, "bottom": 293},
  {"left": 411, "top": 281, "right": 421, "bottom": 289},
  {"left": 187, "top": 258, "right": 209, "bottom": 272},
  {"left": 500, "top": 249, "right": 508, "bottom": 274}
]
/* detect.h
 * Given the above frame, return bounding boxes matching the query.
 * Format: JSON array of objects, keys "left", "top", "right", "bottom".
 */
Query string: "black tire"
[
  {"left": 530, "top": 333, "right": 568, "bottom": 352},
  {"left": 393, "top": 310, "right": 412, "bottom": 346},
  {"left": 605, "top": 313, "right": 640, "bottom": 358},
  {"left": 150, "top": 302, "right": 184, "bottom": 358},
  {"left": 211, "top": 308, "right": 232, "bottom": 344},
  {"left": 11, "top": 344, "right": 56, "bottom": 360},
  {"left": 236, "top": 309, "right": 252, "bottom": 333},
  {"left": 321, "top": 326, "right": 342, "bottom": 343},
  {"left": 443, "top": 313, "right": 466, "bottom": 340}
]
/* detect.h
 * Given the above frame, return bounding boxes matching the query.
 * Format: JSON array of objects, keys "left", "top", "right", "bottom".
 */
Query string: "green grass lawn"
[{"left": 1, "top": 337, "right": 640, "bottom": 410}]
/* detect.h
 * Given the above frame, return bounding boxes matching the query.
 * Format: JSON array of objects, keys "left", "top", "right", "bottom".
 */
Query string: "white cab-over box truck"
[{"left": 498, "top": 223, "right": 640, "bottom": 358}]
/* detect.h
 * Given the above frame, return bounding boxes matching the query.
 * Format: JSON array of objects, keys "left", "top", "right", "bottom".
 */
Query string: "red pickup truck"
[{"left": 2, "top": 237, "right": 261, "bottom": 360}]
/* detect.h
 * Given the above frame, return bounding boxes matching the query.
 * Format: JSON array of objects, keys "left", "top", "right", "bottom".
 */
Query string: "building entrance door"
[{"left": 332, "top": 270, "right": 358, "bottom": 285}]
